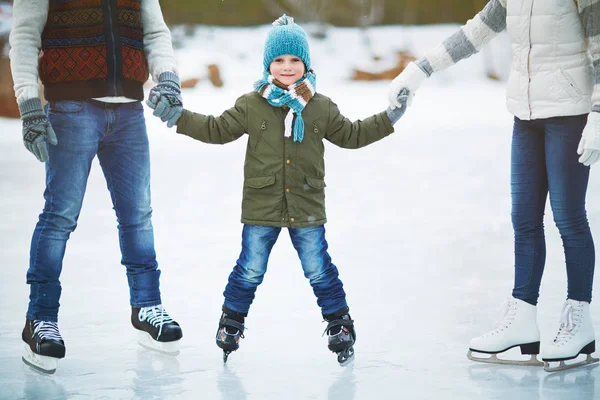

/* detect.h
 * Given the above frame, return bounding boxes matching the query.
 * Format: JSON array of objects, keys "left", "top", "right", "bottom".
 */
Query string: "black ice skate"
[
  {"left": 22, "top": 319, "right": 66, "bottom": 374},
  {"left": 323, "top": 309, "right": 356, "bottom": 366},
  {"left": 216, "top": 307, "right": 246, "bottom": 363},
  {"left": 131, "top": 305, "right": 182, "bottom": 355}
]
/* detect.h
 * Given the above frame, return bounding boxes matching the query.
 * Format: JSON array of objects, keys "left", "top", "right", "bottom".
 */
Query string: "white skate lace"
[
  {"left": 489, "top": 298, "right": 517, "bottom": 334},
  {"left": 552, "top": 302, "right": 580, "bottom": 345},
  {"left": 33, "top": 321, "right": 63, "bottom": 342},
  {"left": 139, "top": 305, "right": 174, "bottom": 339}
]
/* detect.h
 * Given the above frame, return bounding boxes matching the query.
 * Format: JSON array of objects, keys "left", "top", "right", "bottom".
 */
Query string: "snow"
[{"left": 1, "top": 23, "right": 599, "bottom": 400}]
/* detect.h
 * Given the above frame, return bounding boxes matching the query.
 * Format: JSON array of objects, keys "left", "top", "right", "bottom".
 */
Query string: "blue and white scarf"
[{"left": 254, "top": 70, "right": 317, "bottom": 142}]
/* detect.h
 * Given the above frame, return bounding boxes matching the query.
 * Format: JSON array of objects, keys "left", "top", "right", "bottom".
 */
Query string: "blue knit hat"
[{"left": 263, "top": 15, "right": 311, "bottom": 73}]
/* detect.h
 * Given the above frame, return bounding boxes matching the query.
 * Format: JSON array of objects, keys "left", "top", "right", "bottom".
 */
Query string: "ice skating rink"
[{"left": 1, "top": 25, "right": 599, "bottom": 400}]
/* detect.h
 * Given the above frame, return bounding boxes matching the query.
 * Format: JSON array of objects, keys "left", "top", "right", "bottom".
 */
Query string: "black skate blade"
[
  {"left": 467, "top": 351, "right": 543, "bottom": 367},
  {"left": 22, "top": 356, "right": 56, "bottom": 375},
  {"left": 543, "top": 354, "right": 600, "bottom": 373},
  {"left": 337, "top": 347, "right": 355, "bottom": 367},
  {"left": 223, "top": 351, "right": 231, "bottom": 364}
]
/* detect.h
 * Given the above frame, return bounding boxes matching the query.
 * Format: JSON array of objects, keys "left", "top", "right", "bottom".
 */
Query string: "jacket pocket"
[
  {"left": 49, "top": 100, "right": 84, "bottom": 114},
  {"left": 556, "top": 69, "right": 582, "bottom": 99},
  {"left": 254, "top": 120, "right": 267, "bottom": 151},
  {"left": 305, "top": 176, "right": 326, "bottom": 189},
  {"left": 246, "top": 175, "right": 276, "bottom": 189}
]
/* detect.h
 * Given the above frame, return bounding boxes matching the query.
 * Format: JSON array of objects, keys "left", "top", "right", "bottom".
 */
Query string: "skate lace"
[
  {"left": 33, "top": 321, "right": 62, "bottom": 342},
  {"left": 553, "top": 303, "right": 580, "bottom": 344},
  {"left": 490, "top": 298, "right": 516, "bottom": 332},
  {"left": 139, "top": 305, "right": 174, "bottom": 339}
]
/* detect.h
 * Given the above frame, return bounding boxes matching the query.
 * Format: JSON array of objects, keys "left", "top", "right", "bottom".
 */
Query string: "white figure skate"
[
  {"left": 542, "top": 299, "right": 599, "bottom": 372},
  {"left": 467, "top": 297, "right": 543, "bottom": 366}
]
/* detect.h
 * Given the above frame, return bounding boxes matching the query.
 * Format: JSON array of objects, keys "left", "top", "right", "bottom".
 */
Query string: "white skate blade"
[
  {"left": 339, "top": 353, "right": 355, "bottom": 367},
  {"left": 22, "top": 343, "right": 59, "bottom": 374},
  {"left": 137, "top": 330, "right": 180, "bottom": 356},
  {"left": 543, "top": 354, "right": 600, "bottom": 373},
  {"left": 467, "top": 350, "right": 543, "bottom": 366}
]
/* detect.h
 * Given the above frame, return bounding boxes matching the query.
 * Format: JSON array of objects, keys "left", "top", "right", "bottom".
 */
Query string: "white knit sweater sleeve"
[
  {"left": 577, "top": 0, "right": 600, "bottom": 110},
  {"left": 9, "top": 0, "right": 49, "bottom": 104},
  {"left": 142, "top": 0, "right": 177, "bottom": 81},
  {"left": 416, "top": 0, "right": 507, "bottom": 77}
]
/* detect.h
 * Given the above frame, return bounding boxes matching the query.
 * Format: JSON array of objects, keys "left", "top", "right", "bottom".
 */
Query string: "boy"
[{"left": 149, "top": 15, "right": 408, "bottom": 365}]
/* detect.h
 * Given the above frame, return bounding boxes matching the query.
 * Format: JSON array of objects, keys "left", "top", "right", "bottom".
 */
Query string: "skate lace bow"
[
  {"left": 139, "top": 305, "right": 174, "bottom": 339},
  {"left": 33, "top": 321, "right": 62, "bottom": 342},
  {"left": 553, "top": 303, "right": 579, "bottom": 344}
]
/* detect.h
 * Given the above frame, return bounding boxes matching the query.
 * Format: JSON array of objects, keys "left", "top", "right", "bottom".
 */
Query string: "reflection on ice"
[{"left": 218, "top": 365, "right": 247, "bottom": 400}]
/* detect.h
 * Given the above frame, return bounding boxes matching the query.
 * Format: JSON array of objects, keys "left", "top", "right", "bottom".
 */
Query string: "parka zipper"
[
  {"left": 255, "top": 120, "right": 267, "bottom": 151},
  {"left": 103, "top": 0, "right": 122, "bottom": 96},
  {"left": 526, "top": 0, "right": 534, "bottom": 119}
]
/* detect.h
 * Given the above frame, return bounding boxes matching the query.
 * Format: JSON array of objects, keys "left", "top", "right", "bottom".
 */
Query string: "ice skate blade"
[
  {"left": 223, "top": 350, "right": 232, "bottom": 364},
  {"left": 543, "top": 354, "right": 600, "bottom": 373},
  {"left": 22, "top": 343, "right": 58, "bottom": 374},
  {"left": 337, "top": 347, "right": 355, "bottom": 366},
  {"left": 137, "top": 331, "right": 180, "bottom": 356},
  {"left": 467, "top": 351, "right": 543, "bottom": 366}
]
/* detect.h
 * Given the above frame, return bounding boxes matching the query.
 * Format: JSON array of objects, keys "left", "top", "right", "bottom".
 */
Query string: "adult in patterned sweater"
[
  {"left": 10, "top": 0, "right": 183, "bottom": 374},
  {"left": 388, "top": 0, "right": 600, "bottom": 372}
]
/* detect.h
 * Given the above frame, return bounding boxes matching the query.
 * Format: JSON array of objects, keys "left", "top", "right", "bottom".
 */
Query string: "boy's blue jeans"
[
  {"left": 27, "top": 100, "right": 161, "bottom": 322},
  {"left": 511, "top": 114, "right": 595, "bottom": 305},
  {"left": 223, "top": 224, "right": 348, "bottom": 315}
]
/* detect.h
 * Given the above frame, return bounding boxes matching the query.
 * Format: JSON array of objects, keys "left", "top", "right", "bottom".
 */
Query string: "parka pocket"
[
  {"left": 556, "top": 69, "right": 583, "bottom": 99},
  {"left": 246, "top": 175, "right": 276, "bottom": 189},
  {"left": 254, "top": 120, "right": 267, "bottom": 151},
  {"left": 305, "top": 176, "right": 326, "bottom": 190}
]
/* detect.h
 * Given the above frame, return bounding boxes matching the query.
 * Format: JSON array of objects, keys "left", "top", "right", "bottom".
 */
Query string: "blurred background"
[
  {"left": 0, "top": 0, "right": 509, "bottom": 119},
  {"left": 161, "top": 0, "right": 490, "bottom": 26}
]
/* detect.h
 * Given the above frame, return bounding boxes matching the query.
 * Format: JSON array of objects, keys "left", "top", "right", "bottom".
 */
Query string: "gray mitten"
[
  {"left": 147, "top": 71, "right": 183, "bottom": 128},
  {"left": 19, "top": 98, "right": 57, "bottom": 162},
  {"left": 386, "top": 88, "right": 410, "bottom": 125}
]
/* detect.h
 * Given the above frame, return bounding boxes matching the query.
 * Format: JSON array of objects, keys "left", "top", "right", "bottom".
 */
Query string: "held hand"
[
  {"left": 146, "top": 71, "right": 183, "bottom": 128},
  {"left": 388, "top": 61, "right": 428, "bottom": 110},
  {"left": 577, "top": 111, "right": 600, "bottom": 166},
  {"left": 19, "top": 98, "right": 57, "bottom": 162},
  {"left": 386, "top": 88, "right": 410, "bottom": 125}
]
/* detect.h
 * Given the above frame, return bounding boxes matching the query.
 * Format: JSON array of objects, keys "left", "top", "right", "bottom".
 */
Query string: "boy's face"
[{"left": 269, "top": 54, "right": 306, "bottom": 86}]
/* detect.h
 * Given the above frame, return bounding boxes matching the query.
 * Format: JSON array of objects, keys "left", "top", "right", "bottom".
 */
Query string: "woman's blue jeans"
[
  {"left": 223, "top": 224, "right": 348, "bottom": 315},
  {"left": 26, "top": 100, "right": 162, "bottom": 322},
  {"left": 511, "top": 114, "right": 595, "bottom": 305}
]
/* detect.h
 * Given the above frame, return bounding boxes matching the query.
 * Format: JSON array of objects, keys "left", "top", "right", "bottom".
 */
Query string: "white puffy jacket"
[
  {"left": 506, "top": 0, "right": 592, "bottom": 119},
  {"left": 416, "top": 0, "right": 600, "bottom": 121}
]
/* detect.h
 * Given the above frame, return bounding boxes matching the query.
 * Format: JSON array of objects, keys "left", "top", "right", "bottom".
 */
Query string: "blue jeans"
[
  {"left": 511, "top": 115, "right": 595, "bottom": 305},
  {"left": 223, "top": 224, "right": 348, "bottom": 315},
  {"left": 27, "top": 100, "right": 161, "bottom": 322}
]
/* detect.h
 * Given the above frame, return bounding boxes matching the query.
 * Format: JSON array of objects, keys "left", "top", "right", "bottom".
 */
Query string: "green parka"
[{"left": 176, "top": 92, "right": 394, "bottom": 228}]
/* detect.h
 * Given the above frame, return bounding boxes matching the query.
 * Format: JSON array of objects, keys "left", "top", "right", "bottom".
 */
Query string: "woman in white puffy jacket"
[{"left": 388, "top": 0, "right": 599, "bottom": 371}]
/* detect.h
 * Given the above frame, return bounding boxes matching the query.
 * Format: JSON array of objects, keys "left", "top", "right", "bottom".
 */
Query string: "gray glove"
[
  {"left": 146, "top": 71, "right": 183, "bottom": 128},
  {"left": 386, "top": 88, "right": 410, "bottom": 125},
  {"left": 19, "top": 98, "right": 57, "bottom": 162}
]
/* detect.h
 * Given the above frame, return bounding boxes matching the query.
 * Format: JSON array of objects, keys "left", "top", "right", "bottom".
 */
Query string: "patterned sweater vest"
[{"left": 40, "top": 0, "right": 149, "bottom": 101}]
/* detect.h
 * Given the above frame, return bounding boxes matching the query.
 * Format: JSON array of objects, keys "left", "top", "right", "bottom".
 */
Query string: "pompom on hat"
[{"left": 263, "top": 15, "right": 311, "bottom": 73}]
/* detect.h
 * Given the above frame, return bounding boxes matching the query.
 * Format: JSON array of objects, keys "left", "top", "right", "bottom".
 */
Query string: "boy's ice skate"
[
  {"left": 467, "top": 297, "right": 543, "bottom": 366},
  {"left": 216, "top": 308, "right": 246, "bottom": 363},
  {"left": 131, "top": 305, "right": 182, "bottom": 356},
  {"left": 323, "top": 310, "right": 356, "bottom": 366},
  {"left": 22, "top": 319, "right": 66, "bottom": 374},
  {"left": 542, "top": 299, "right": 599, "bottom": 372}
]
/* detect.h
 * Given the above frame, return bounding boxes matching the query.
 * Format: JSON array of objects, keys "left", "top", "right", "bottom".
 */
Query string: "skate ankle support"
[
  {"left": 222, "top": 306, "right": 247, "bottom": 322},
  {"left": 322, "top": 317, "right": 354, "bottom": 337},
  {"left": 322, "top": 306, "right": 350, "bottom": 321}
]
